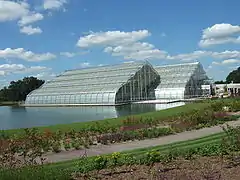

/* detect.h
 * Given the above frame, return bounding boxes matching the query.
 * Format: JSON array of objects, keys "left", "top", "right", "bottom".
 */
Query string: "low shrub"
[{"left": 96, "top": 127, "right": 174, "bottom": 145}]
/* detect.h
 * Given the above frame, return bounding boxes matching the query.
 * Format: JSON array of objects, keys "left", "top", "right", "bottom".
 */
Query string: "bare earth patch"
[{"left": 73, "top": 156, "right": 240, "bottom": 180}]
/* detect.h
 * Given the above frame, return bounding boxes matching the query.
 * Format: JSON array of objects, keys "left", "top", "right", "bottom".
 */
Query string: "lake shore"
[
  {"left": 0, "top": 101, "right": 20, "bottom": 106},
  {"left": 1, "top": 102, "right": 209, "bottom": 136}
]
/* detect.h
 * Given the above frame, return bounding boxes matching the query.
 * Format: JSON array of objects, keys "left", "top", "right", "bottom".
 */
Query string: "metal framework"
[
  {"left": 154, "top": 62, "right": 208, "bottom": 99},
  {"left": 25, "top": 61, "right": 160, "bottom": 105}
]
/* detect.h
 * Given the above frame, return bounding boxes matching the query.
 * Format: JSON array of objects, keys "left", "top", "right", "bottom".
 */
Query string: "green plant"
[
  {"left": 145, "top": 150, "right": 161, "bottom": 165},
  {"left": 72, "top": 138, "right": 82, "bottom": 150},
  {"left": 63, "top": 139, "right": 71, "bottom": 151},
  {"left": 109, "top": 152, "right": 121, "bottom": 167},
  {"left": 93, "top": 155, "right": 108, "bottom": 171},
  {"left": 52, "top": 141, "right": 61, "bottom": 153}
]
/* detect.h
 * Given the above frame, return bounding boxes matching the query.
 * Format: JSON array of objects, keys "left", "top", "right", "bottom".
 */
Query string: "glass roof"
[
  {"left": 29, "top": 61, "right": 147, "bottom": 96},
  {"left": 155, "top": 62, "right": 207, "bottom": 88}
]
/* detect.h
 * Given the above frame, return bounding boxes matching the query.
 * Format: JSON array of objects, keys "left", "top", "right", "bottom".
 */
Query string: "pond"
[{"left": 0, "top": 102, "right": 185, "bottom": 130}]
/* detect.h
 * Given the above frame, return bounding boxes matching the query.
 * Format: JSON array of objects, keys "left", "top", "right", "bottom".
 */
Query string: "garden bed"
[{"left": 73, "top": 156, "right": 240, "bottom": 180}]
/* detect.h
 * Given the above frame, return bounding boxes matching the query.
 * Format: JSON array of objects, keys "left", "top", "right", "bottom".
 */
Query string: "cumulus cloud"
[
  {"left": 0, "top": 1, "right": 45, "bottom": 35},
  {"left": 0, "top": 64, "right": 51, "bottom": 76},
  {"left": 167, "top": 51, "right": 211, "bottom": 61},
  {"left": 104, "top": 42, "right": 167, "bottom": 60},
  {"left": 32, "top": 72, "right": 56, "bottom": 81},
  {"left": 80, "top": 62, "right": 91, "bottom": 68},
  {"left": 77, "top": 30, "right": 167, "bottom": 60},
  {"left": 43, "top": 0, "right": 67, "bottom": 10},
  {"left": 60, "top": 51, "right": 89, "bottom": 58},
  {"left": 211, "top": 50, "right": 240, "bottom": 59},
  {"left": 0, "top": 48, "right": 56, "bottom": 62},
  {"left": 18, "top": 13, "right": 44, "bottom": 26},
  {"left": 199, "top": 23, "right": 240, "bottom": 47},
  {"left": 0, "top": 0, "right": 29, "bottom": 22},
  {"left": 77, "top": 30, "right": 150, "bottom": 48},
  {"left": 20, "top": 25, "right": 42, "bottom": 35},
  {"left": 60, "top": 52, "right": 76, "bottom": 58},
  {"left": 167, "top": 50, "right": 240, "bottom": 62},
  {"left": 0, "top": 71, "right": 5, "bottom": 76},
  {"left": 212, "top": 59, "right": 240, "bottom": 65}
]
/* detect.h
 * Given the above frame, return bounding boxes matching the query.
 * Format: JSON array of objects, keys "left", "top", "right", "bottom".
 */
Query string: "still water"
[{"left": 0, "top": 102, "right": 185, "bottom": 130}]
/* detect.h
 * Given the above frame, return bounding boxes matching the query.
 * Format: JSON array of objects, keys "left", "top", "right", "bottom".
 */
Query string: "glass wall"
[{"left": 115, "top": 63, "right": 160, "bottom": 104}]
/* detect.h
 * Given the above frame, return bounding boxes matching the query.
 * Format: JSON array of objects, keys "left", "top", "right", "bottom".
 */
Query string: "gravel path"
[{"left": 45, "top": 118, "right": 240, "bottom": 163}]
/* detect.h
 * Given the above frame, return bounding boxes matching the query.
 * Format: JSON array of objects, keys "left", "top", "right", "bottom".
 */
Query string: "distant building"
[
  {"left": 210, "top": 83, "right": 240, "bottom": 97},
  {"left": 227, "top": 83, "right": 240, "bottom": 96}
]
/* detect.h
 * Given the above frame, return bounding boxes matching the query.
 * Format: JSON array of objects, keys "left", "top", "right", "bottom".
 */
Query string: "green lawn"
[{"left": 3, "top": 102, "right": 210, "bottom": 136}]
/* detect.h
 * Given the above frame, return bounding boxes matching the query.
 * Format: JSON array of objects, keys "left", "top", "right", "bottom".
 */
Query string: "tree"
[
  {"left": 0, "top": 77, "right": 44, "bottom": 102},
  {"left": 226, "top": 67, "right": 240, "bottom": 83},
  {"left": 214, "top": 80, "right": 226, "bottom": 84}
]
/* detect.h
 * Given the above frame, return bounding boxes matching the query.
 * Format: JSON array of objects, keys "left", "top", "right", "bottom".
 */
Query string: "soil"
[{"left": 73, "top": 156, "right": 240, "bottom": 180}]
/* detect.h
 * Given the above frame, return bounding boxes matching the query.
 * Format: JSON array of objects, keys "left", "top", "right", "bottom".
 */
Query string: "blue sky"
[{"left": 0, "top": 0, "right": 240, "bottom": 88}]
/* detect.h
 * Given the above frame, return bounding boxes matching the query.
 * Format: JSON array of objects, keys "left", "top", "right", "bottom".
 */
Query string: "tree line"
[
  {"left": 215, "top": 67, "right": 240, "bottom": 84},
  {"left": 0, "top": 77, "right": 44, "bottom": 102}
]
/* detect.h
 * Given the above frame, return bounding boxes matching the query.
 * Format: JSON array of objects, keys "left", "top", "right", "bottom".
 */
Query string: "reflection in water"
[
  {"left": 10, "top": 106, "right": 27, "bottom": 112},
  {"left": 0, "top": 102, "right": 185, "bottom": 130}
]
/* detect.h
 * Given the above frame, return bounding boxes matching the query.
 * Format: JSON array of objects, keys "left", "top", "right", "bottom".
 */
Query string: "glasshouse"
[
  {"left": 25, "top": 61, "right": 160, "bottom": 105},
  {"left": 154, "top": 62, "right": 208, "bottom": 100}
]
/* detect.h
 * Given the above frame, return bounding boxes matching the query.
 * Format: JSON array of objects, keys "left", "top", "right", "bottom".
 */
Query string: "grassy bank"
[{"left": 3, "top": 102, "right": 210, "bottom": 136}]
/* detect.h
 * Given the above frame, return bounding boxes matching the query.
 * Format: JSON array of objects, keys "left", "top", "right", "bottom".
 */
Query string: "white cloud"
[
  {"left": 0, "top": 48, "right": 56, "bottom": 62},
  {"left": 199, "top": 23, "right": 240, "bottom": 47},
  {"left": 167, "top": 51, "right": 211, "bottom": 61},
  {"left": 212, "top": 59, "right": 240, "bottom": 65},
  {"left": 77, "top": 30, "right": 167, "bottom": 60},
  {"left": 43, "top": 0, "right": 67, "bottom": 10},
  {"left": 20, "top": 25, "right": 42, "bottom": 35},
  {"left": 104, "top": 42, "right": 154, "bottom": 55},
  {"left": 202, "top": 24, "right": 240, "bottom": 39},
  {"left": 33, "top": 72, "right": 56, "bottom": 81},
  {"left": 105, "top": 42, "right": 167, "bottom": 60},
  {"left": 60, "top": 52, "right": 76, "bottom": 58},
  {"left": 18, "top": 13, "right": 44, "bottom": 26},
  {"left": 0, "top": 0, "right": 29, "bottom": 22},
  {"left": 77, "top": 30, "right": 150, "bottom": 48},
  {"left": 124, "top": 48, "right": 167, "bottom": 60},
  {"left": 80, "top": 62, "right": 90, "bottom": 68},
  {"left": 123, "top": 61, "right": 135, "bottom": 64},
  {"left": 0, "top": 71, "right": 5, "bottom": 76},
  {"left": 0, "top": 1, "right": 45, "bottom": 35},
  {"left": 222, "top": 59, "right": 240, "bottom": 64},
  {"left": 60, "top": 51, "right": 89, "bottom": 58},
  {"left": 167, "top": 50, "right": 240, "bottom": 62},
  {"left": 212, "top": 61, "right": 220, "bottom": 65},
  {"left": 212, "top": 50, "right": 240, "bottom": 59},
  {"left": 0, "top": 64, "right": 50, "bottom": 75}
]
